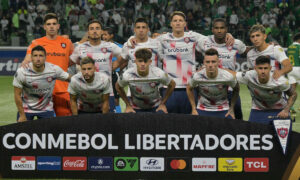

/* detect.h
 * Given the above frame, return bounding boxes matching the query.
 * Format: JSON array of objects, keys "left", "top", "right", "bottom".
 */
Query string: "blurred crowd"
[{"left": 0, "top": 0, "right": 299, "bottom": 46}]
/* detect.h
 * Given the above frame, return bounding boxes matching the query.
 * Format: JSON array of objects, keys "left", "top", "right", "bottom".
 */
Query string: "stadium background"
[{"left": 0, "top": 0, "right": 299, "bottom": 132}]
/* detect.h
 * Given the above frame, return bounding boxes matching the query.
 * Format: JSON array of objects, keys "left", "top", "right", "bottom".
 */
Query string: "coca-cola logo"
[
  {"left": 64, "top": 160, "right": 85, "bottom": 167},
  {"left": 63, "top": 157, "right": 87, "bottom": 171}
]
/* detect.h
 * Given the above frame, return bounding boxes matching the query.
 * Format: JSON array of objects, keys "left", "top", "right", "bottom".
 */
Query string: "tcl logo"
[
  {"left": 244, "top": 158, "right": 269, "bottom": 172},
  {"left": 63, "top": 157, "right": 87, "bottom": 171}
]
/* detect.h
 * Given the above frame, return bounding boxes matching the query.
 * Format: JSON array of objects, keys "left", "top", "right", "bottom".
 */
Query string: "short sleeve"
[
  {"left": 120, "top": 43, "right": 130, "bottom": 60},
  {"left": 274, "top": 45, "right": 289, "bottom": 64},
  {"left": 235, "top": 39, "right": 247, "bottom": 54},
  {"left": 159, "top": 70, "right": 172, "bottom": 86},
  {"left": 12, "top": 68, "right": 24, "bottom": 88},
  {"left": 117, "top": 71, "right": 129, "bottom": 87},
  {"left": 54, "top": 65, "right": 69, "bottom": 81},
  {"left": 102, "top": 77, "right": 111, "bottom": 95},
  {"left": 69, "top": 45, "right": 81, "bottom": 64},
  {"left": 68, "top": 77, "right": 77, "bottom": 95},
  {"left": 236, "top": 71, "right": 249, "bottom": 84},
  {"left": 112, "top": 43, "right": 122, "bottom": 57}
]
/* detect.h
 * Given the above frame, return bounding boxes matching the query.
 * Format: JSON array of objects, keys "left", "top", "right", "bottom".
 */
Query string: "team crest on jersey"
[
  {"left": 149, "top": 82, "right": 156, "bottom": 88},
  {"left": 184, "top": 37, "right": 190, "bottom": 43},
  {"left": 46, "top": 77, "right": 53, "bottom": 83},
  {"left": 101, "top": 48, "right": 107, "bottom": 53},
  {"left": 277, "top": 128, "right": 288, "bottom": 138},
  {"left": 61, "top": 43, "right": 66, "bottom": 48},
  {"left": 278, "top": 48, "right": 284, "bottom": 52},
  {"left": 32, "top": 82, "right": 38, "bottom": 89}
]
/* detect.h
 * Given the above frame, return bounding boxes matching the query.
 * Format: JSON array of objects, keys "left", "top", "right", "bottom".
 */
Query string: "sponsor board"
[
  {"left": 62, "top": 157, "right": 87, "bottom": 171},
  {"left": 11, "top": 156, "right": 35, "bottom": 170},
  {"left": 37, "top": 156, "right": 61, "bottom": 170},
  {"left": 114, "top": 157, "right": 138, "bottom": 171},
  {"left": 192, "top": 158, "right": 216, "bottom": 172},
  {"left": 244, "top": 158, "right": 269, "bottom": 172},
  {"left": 140, "top": 157, "right": 164, "bottom": 171},
  {"left": 218, "top": 158, "right": 243, "bottom": 172},
  {"left": 166, "top": 158, "right": 190, "bottom": 172},
  {"left": 88, "top": 157, "right": 113, "bottom": 171}
]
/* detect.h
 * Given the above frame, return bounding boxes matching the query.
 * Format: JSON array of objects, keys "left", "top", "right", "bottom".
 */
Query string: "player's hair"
[
  {"left": 204, "top": 48, "right": 219, "bottom": 56},
  {"left": 293, "top": 32, "right": 300, "bottom": 42},
  {"left": 212, "top": 18, "right": 227, "bottom": 27},
  {"left": 134, "top": 17, "right": 149, "bottom": 27},
  {"left": 80, "top": 57, "right": 95, "bottom": 66},
  {"left": 43, "top": 13, "right": 58, "bottom": 24},
  {"left": 103, "top": 27, "right": 114, "bottom": 35},
  {"left": 255, "top": 55, "right": 270, "bottom": 65},
  {"left": 135, "top": 48, "right": 152, "bottom": 61},
  {"left": 87, "top": 19, "right": 103, "bottom": 30},
  {"left": 249, "top": 24, "right": 266, "bottom": 35},
  {"left": 170, "top": 11, "right": 186, "bottom": 21},
  {"left": 31, "top": 45, "right": 46, "bottom": 56}
]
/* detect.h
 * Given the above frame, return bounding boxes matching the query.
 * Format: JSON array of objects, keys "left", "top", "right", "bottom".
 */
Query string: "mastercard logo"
[{"left": 170, "top": 159, "right": 187, "bottom": 170}]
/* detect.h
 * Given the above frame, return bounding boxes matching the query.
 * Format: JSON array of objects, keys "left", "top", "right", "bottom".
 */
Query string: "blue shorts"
[
  {"left": 249, "top": 109, "right": 290, "bottom": 124},
  {"left": 162, "top": 88, "right": 196, "bottom": 114},
  {"left": 109, "top": 96, "right": 115, "bottom": 113},
  {"left": 17, "top": 111, "right": 55, "bottom": 121},
  {"left": 197, "top": 109, "right": 233, "bottom": 119}
]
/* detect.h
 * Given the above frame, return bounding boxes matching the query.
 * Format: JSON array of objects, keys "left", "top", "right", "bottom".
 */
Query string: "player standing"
[
  {"left": 22, "top": 13, "right": 74, "bottom": 116},
  {"left": 186, "top": 48, "right": 239, "bottom": 118},
  {"left": 68, "top": 57, "right": 110, "bottom": 114},
  {"left": 14, "top": 45, "right": 71, "bottom": 122},
  {"left": 197, "top": 18, "right": 248, "bottom": 119},
  {"left": 70, "top": 20, "right": 122, "bottom": 112},
  {"left": 247, "top": 24, "right": 292, "bottom": 80},
  {"left": 116, "top": 48, "right": 176, "bottom": 113}
]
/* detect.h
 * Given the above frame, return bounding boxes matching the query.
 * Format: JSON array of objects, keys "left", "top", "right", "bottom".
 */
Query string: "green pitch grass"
[{"left": 0, "top": 76, "right": 299, "bottom": 132}]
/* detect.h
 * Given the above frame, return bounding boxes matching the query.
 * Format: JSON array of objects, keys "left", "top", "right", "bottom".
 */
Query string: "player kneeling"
[
  {"left": 116, "top": 48, "right": 176, "bottom": 113},
  {"left": 68, "top": 57, "right": 110, "bottom": 115}
]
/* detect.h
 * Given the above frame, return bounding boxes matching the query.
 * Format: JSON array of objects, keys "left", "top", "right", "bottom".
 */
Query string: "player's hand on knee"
[
  {"left": 156, "top": 104, "right": 168, "bottom": 113},
  {"left": 191, "top": 109, "right": 198, "bottom": 115},
  {"left": 277, "top": 109, "right": 289, "bottom": 119},
  {"left": 225, "top": 109, "right": 235, "bottom": 119},
  {"left": 18, "top": 115, "right": 27, "bottom": 123},
  {"left": 125, "top": 106, "right": 136, "bottom": 113}
]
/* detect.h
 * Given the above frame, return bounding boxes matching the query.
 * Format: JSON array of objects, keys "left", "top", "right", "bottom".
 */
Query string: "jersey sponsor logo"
[
  {"left": 114, "top": 157, "right": 138, "bottom": 171},
  {"left": 11, "top": 156, "right": 35, "bottom": 170},
  {"left": 94, "top": 58, "right": 107, "bottom": 63},
  {"left": 167, "top": 48, "right": 189, "bottom": 53},
  {"left": 46, "top": 52, "right": 66, "bottom": 57},
  {"left": 244, "top": 158, "right": 269, "bottom": 172},
  {"left": 140, "top": 157, "right": 164, "bottom": 171},
  {"left": 61, "top": 43, "right": 66, "bottom": 48},
  {"left": 192, "top": 158, "right": 216, "bottom": 172},
  {"left": 166, "top": 158, "right": 190, "bottom": 172},
  {"left": 218, "top": 158, "right": 243, "bottom": 172},
  {"left": 62, "top": 157, "right": 87, "bottom": 171},
  {"left": 37, "top": 156, "right": 61, "bottom": 170},
  {"left": 88, "top": 157, "right": 113, "bottom": 171}
]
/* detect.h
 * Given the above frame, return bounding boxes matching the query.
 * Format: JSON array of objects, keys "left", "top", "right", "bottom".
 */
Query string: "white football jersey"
[
  {"left": 189, "top": 68, "right": 237, "bottom": 111},
  {"left": 70, "top": 41, "right": 121, "bottom": 95},
  {"left": 236, "top": 70, "right": 290, "bottom": 110},
  {"left": 197, "top": 35, "right": 246, "bottom": 70},
  {"left": 13, "top": 62, "right": 69, "bottom": 113},
  {"left": 118, "top": 66, "right": 172, "bottom": 109},
  {"left": 121, "top": 38, "right": 162, "bottom": 68},
  {"left": 157, "top": 31, "right": 207, "bottom": 88},
  {"left": 68, "top": 72, "right": 111, "bottom": 112},
  {"left": 247, "top": 44, "right": 288, "bottom": 70}
]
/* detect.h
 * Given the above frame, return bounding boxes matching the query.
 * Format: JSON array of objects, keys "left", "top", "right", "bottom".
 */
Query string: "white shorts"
[{"left": 288, "top": 67, "right": 300, "bottom": 84}]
